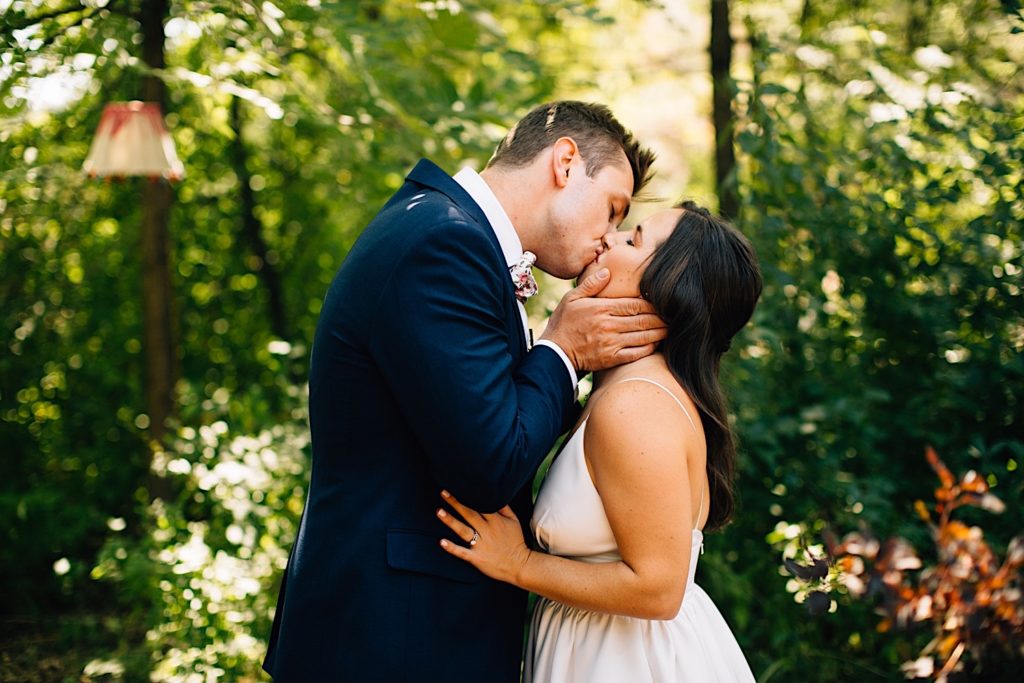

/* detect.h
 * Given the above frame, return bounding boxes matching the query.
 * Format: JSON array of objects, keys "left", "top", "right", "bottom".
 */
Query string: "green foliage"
[
  {"left": 1, "top": 0, "right": 612, "bottom": 676},
  {"left": 707, "top": 2, "right": 1024, "bottom": 678},
  {"left": 3, "top": 0, "right": 1023, "bottom": 680},
  {"left": 90, "top": 409, "right": 309, "bottom": 681}
]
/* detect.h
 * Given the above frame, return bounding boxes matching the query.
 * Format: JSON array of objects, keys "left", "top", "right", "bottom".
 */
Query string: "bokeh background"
[{"left": 1, "top": 1, "right": 1022, "bottom": 681}]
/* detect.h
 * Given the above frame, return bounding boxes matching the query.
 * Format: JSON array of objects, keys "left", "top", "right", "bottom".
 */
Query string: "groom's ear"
[{"left": 551, "top": 137, "right": 579, "bottom": 189}]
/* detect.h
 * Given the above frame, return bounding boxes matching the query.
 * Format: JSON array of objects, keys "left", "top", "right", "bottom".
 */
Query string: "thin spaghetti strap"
[
  {"left": 612, "top": 377, "right": 699, "bottom": 433},
  {"left": 695, "top": 481, "right": 705, "bottom": 532}
]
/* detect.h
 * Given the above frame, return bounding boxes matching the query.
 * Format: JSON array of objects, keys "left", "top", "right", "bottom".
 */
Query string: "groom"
[{"left": 264, "top": 101, "right": 659, "bottom": 682}]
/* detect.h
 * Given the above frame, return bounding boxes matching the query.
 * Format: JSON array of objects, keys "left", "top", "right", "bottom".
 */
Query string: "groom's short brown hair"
[{"left": 487, "top": 101, "right": 655, "bottom": 196}]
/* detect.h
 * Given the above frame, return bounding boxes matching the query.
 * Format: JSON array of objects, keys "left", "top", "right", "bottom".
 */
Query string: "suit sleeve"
[{"left": 369, "top": 220, "right": 575, "bottom": 512}]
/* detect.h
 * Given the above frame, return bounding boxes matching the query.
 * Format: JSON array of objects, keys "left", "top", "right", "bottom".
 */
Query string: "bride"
[{"left": 436, "top": 201, "right": 761, "bottom": 682}]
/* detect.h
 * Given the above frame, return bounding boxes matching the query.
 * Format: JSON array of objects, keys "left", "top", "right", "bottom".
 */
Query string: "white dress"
[{"left": 525, "top": 377, "right": 756, "bottom": 683}]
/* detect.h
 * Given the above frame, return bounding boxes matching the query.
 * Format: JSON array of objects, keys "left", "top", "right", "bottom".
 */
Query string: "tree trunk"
[
  {"left": 710, "top": 0, "right": 738, "bottom": 219},
  {"left": 139, "top": 0, "right": 176, "bottom": 455},
  {"left": 230, "top": 96, "right": 289, "bottom": 342}
]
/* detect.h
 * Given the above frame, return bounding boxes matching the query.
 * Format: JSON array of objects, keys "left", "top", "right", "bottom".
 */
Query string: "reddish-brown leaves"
[
  {"left": 798, "top": 448, "right": 1023, "bottom": 681},
  {"left": 927, "top": 445, "right": 955, "bottom": 489}
]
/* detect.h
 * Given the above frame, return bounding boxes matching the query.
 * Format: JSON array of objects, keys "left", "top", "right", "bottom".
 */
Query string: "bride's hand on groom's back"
[{"left": 542, "top": 268, "right": 667, "bottom": 374}]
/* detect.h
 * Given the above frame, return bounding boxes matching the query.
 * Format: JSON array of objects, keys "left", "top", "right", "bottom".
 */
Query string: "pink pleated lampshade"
[{"left": 83, "top": 101, "right": 184, "bottom": 180}]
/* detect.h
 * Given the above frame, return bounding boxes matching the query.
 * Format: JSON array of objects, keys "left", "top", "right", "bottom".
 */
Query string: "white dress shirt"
[{"left": 453, "top": 167, "right": 578, "bottom": 390}]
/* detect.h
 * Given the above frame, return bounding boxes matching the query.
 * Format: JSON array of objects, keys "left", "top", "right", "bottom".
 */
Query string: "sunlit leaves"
[
  {"left": 0, "top": 0, "right": 613, "bottom": 677},
  {"left": 719, "top": 0, "right": 1023, "bottom": 678},
  {"left": 92, "top": 412, "right": 310, "bottom": 680}
]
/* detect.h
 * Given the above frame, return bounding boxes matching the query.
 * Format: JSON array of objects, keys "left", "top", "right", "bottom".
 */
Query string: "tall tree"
[
  {"left": 139, "top": 0, "right": 177, "bottom": 448},
  {"left": 710, "top": 0, "right": 737, "bottom": 218},
  {"left": 0, "top": 2, "right": 618, "bottom": 677},
  {"left": 710, "top": 1, "right": 1024, "bottom": 678},
  {"left": 229, "top": 95, "right": 289, "bottom": 342}
]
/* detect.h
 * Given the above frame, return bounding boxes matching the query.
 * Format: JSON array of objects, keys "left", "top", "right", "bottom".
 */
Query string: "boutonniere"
[{"left": 509, "top": 251, "right": 538, "bottom": 301}]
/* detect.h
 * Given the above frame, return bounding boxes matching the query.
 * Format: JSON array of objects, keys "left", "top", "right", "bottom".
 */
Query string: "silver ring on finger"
[{"left": 470, "top": 530, "right": 480, "bottom": 547}]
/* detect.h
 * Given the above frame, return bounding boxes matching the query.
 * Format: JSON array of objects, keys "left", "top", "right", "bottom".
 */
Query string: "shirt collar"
[{"left": 453, "top": 166, "right": 523, "bottom": 268}]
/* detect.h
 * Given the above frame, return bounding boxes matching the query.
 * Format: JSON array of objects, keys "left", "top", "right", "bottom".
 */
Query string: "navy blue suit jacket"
[{"left": 264, "top": 160, "right": 578, "bottom": 682}]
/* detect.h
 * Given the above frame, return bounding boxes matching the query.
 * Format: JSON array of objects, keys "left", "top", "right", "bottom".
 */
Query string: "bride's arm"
[{"left": 438, "top": 380, "right": 701, "bottom": 620}]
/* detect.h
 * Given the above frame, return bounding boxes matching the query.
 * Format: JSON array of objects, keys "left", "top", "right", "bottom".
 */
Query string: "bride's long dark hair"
[{"left": 639, "top": 201, "right": 762, "bottom": 531}]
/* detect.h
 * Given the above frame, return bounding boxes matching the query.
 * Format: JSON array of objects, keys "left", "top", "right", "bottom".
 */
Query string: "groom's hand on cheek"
[{"left": 541, "top": 268, "right": 667, "bottom": 374}]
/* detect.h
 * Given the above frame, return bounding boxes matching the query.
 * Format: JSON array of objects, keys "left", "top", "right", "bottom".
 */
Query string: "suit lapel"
[{"left": 406, "top": 159, "right": 528, "bottom": 361}]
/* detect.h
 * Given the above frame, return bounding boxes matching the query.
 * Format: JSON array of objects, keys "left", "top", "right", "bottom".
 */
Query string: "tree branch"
[
  {"left": 2, "top": 1, "right": 127, "bottom": 44},
  {"left": 35, "top": 9, "right": 93, "bottom": 50},
  {"left": 5, "top": 2, "right": 89, "bottom": 32}
]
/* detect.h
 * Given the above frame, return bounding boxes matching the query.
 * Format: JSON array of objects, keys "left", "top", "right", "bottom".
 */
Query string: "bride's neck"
[{"left": 591, "top": 352, "right": 667, "bottom": 391}]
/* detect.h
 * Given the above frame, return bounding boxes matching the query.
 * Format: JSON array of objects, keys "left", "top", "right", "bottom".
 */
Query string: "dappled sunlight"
[
  {"left": 1, "top": 0, "right": 1021, "bottom": 680},
  {"left": 94, "top": 417, "right": 310, "bottom": 681}
]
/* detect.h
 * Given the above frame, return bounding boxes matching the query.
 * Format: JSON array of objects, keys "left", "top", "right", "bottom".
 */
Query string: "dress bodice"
[
  {"left": 530, "top": 377, "right": 705, "bottom": 583},
  {"left": 524, "top": 377, "right": 756, "bottom": 683}
]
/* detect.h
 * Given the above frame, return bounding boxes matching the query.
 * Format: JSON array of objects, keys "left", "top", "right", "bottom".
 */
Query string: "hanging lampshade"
[{"left": 83, "top": 101, "right": 184, "bottom": 180}]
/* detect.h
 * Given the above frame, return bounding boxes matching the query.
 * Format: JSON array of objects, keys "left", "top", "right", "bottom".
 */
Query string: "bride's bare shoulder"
[
  {"left": 587, "top": 355, "right": 703, "bottom": 445},
  {"left": 587, "top": 376, "right": 690, "bottom": 446},
  {"left": 604, "top": 356, "right": 689, "bottom": 405},
  {"left": 580, "top": 376, "right": 699, "bottom": 506}
]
